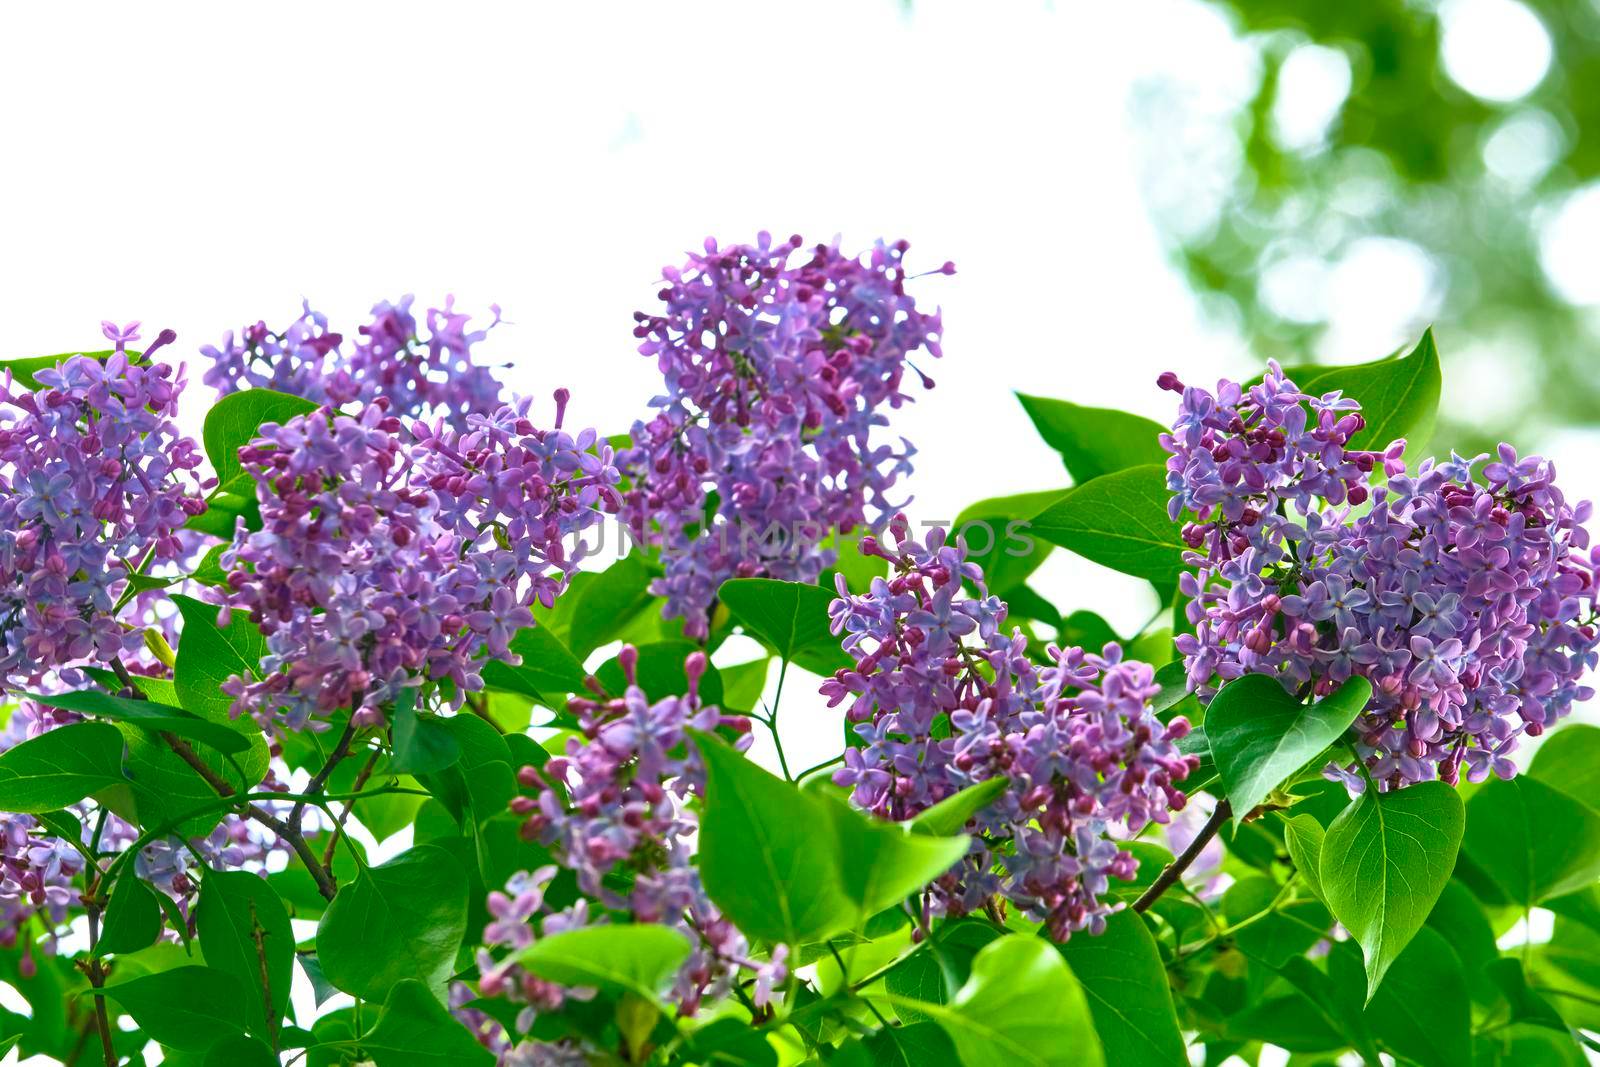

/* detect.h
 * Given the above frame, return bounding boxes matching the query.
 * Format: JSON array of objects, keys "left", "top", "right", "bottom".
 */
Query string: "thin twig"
[
  {"left": 290, "top": 709, "right": 362, "bottom": 828},
  {"left": 81, "top": 887, "right": 119, "bottom": 1067},
  {"left": 249, "top": 898, "right": 279, "bottom": 1053},
  {"left": 160, "top": 732, "right": 339, "bottom": 900},
  {"left": 103, "top": 658, "right": 342, "bottom": 900},
  {"left": 1133, "top": 799, "right": 1231, "bottom": 913},
  {"left": 322, "top": 747, "right": 381, "bottom": 869}
]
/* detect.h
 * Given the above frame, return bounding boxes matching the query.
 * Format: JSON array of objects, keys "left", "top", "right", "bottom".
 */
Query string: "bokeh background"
[{"left": 2, "top": 1, "right": 1598, "bottom": 1050}]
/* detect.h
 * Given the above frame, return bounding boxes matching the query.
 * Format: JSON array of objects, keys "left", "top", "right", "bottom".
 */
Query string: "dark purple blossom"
[
  {"left": 218, "top": 393, "right": 619, "bottom": 729},
  {"left": 1161, "top": 364, "right": 1600, "bottom": 790},
  {"left": 201, "top": 296, "right": 507, "bottom": 430},
  {"left": 0, "top": 333, "right": 208, "bottom": 686},
  {"left": 823, "top": 518, "right": 1197, "bottom": 940},
  {"left": 618, "top": 235, "right": 948, "bottom": 638},
  {"left": 482, "top": 649, "right": 783, "bottom": 1034}
]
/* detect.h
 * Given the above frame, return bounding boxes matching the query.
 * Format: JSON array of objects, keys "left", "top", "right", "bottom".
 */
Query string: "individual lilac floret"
[
  {"left": 619, "top": 235, "right": 951, "bottom": 638},
  {"left": 823, "top": 518, "right": 1198, "bottom": 940},
  {"left": 218, "top": 392, "right": 619, "bottom": 730},
  {"left": 481, "top": 649, "right": 783, "bottom": 1029},
  {"left": 201, "top": 296, "right": 507, "bottom": 430},
  {"left": 0, "top": 328, "right": 208, "bottom": 686},
  {"left": 1161, "top": 367, "right": 1600, "bottom": 790}
]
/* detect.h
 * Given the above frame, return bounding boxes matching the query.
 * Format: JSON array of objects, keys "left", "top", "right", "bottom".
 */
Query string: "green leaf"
[
  {"left": 195, "top": 870, "right": 293, "bottom": 1040},
  {"left": 0, "top": 721, "right": 127, "bottom": 813},
  {"left": 1030, "top": 466, "right": 1184, "bottom": 585},
  {"left": 1486, "top": 957, "right": 1568, "bottom": 1031},
  {"left": 1329, "top": 927, "right": 1471, "bottom": 1067},
  {"left": 885, "top": 947, "right": 951, "bottom": 1024},
  {"left": 1015, "top": 393, "right": 1169, "bottom": 485},
  {"left": 190, "top": 544, "right": 230, "bottom": 587},
  {"left": 909, "top": 777, "right": 1008, "bottom": 837},
  {"left": 1320, "top": 780, "right": 1464, "bottom": 1000},
  {"left": 684, "top": 1017, "right": 781, "bottom": 1066},
  {"left": 1281, "top": 814, "right": 1327, "bottom": 904},
  {"left": 357, "top": 979, "right": 494, "bottom": 1067},
  {"left": 692, "top": 732, "right": 967, "bottom": 945},
  {"left": 390, "top": 690, "right": 463, "bottom": 775},
  {"left": 1426, "top": 879, "right": 1503, "bottom": 1005},
  {"left": 1205, "top": 674, "right": 1371, "bottom": 825},
  {"left": 594, "top": 640, "right": 725, "bottom": 706},
  {"left": 718, "top": 578, "right": 851, "bottom": 676},
  {"left": 1056, "top": 910, "right": 1185, "bottom": 1067},
  {"left": 719, "top": 657, "right": 772, "bottom": 713},
  {"left": 202, "top": 388, "right": 318, "bottom": 492},
  {"left": 1529, "top": 724, "right": 1600, "bottom": 810},
  {"left": 512, "top": 924, "right": 692, "bottom": 1001},
  {"left": 116, "top": 725, "right": 235, "bottom": 836},
  {"left": 203, "top": 1034, "right": 278, "bottom": 1067},
  {"left": 952, "top": 489, "right": 1065, "bottom": 594},
  {"left": 1283, "top": 329, "right": 1442, "bottom": 453},
  {"left": 565, "top": 553, "right": 657, "bottom": 658},
  {"left": 864, "top": 1021, "right": 960, "bottom": 1067},
  {"left": 1223, "top": 875, "right": 1333, "bottom": 973},
  {"left": 819, "top": 527, "right": 889, "bottom": 595},
  {"left": 1462, "top": 775, "right": 1600, "bottom": 906},
  {"left": 481, "top": 625, "right": 589, "bottom": 700},
  {"left": 316, "top": 844, "right": 469, "bottom": 1002},
  {"left": 25, "top": 689, "right": 250, "bottom": 755},
  {"left": 101, "top": 965, "right": 246, "bottom": 1052},
  {"left": 415, "top": 715, "right": 516, "bottom": 829},
  {"left": 823, "top": 791, "right": 972, "bottom": 932},
  {"left": 171, "top": 594, "right": 272, "bottom": 785},
  {"left": 99, "top": 870, "right": 163, "bottom": 955},
  {"left": 892, "top": 935, "right": 1104, "bottom": 1067}
]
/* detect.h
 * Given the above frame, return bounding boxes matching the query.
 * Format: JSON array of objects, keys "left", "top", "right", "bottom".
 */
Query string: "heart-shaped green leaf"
[
  {"left": 1030, "top": 465, "right": 1184, "bottom": 585},
  {"left": 1206, "top": 674, "right": 1371, "bottom": 826},
  {"left": 1320, "top": 780, "right": 1464, "bottom": 1001}
]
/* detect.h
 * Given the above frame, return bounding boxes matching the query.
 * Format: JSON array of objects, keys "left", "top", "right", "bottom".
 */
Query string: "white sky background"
[{"left": 0, "top": 0, "right": 1594, "bottom": 1057}]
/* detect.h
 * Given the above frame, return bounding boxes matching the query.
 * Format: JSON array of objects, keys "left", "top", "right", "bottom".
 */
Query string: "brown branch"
[
  {"left": 249, "top": 898, "right": 279, "bottom": 1053},
  {"left": 81, "top": 891, "right": 119, "bottom": 1067},
  {"left": 289, "top": 701, "right": 364, "bottom": 830},
  {"left": 322, "top": 747, "right": 381, "bottom": 869},
  {"left": 159, "top": 733, "right": 339, "bottom": 901},
  {"left": 107, "top": 658, "right": 344, "bottom": 898},
  {"left": 1132, "top": 799, "right": 1232, "bottom": 913}
]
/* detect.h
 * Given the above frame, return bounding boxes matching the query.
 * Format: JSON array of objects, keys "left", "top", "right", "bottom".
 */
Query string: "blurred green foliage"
[{"left": 1144, "top": 0, "right": 1600, "bottom": 449}]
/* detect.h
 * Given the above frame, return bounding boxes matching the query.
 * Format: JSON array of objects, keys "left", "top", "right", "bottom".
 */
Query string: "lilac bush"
[{"left": 0, "top": 273, "right": 1593, "bottom": 1067}]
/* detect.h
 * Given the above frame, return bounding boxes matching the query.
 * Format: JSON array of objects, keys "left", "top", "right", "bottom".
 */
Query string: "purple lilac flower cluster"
[
  {"left": 1161, "top": 365, "right": 1600, "bottom": 789},
  {"left": 219, "top": 393, "right": 620, "bottom": 729},
  {"left": 619, "top": 235, "right": 951, "bottom": 638},
  {"left": 823, "top": 519, "right": 1198, "bottom": 940},
  {"left": 481, "top": 648, "right": 785, "bottom": 1035},
  {"left": 0, "top": 325, "right": 209, "bottom": 687},
  {"left": 201, "top": 297, "right": 506, "bottom": 429}
]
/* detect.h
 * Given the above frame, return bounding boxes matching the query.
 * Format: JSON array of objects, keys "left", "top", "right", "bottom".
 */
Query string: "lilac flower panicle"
[
  {"left": 218, "top": 393, "right": 620, "bottom": 729},
  {"left": 619, "top": 235, "right": 951, "bottom": 637},
  {"left": 1160, "top": 365, "right": 1600, "bottom": 790},
  {"left": 823, "top": 519, "right": 1198, "bottom": 940},
  {"left": 475, "top": 649, "right": 785, "bottom": 1053},
  {"left": 201, "top": 296, "right": 507, "bottom": 429},
  {"left": 0, "top": 327, "right": 208, "bottom": 686}
]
